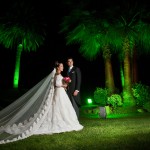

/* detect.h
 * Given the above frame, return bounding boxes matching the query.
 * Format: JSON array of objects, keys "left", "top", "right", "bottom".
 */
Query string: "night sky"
[{"left": 0, "top": 0, "right": 150, "bottom": 101}]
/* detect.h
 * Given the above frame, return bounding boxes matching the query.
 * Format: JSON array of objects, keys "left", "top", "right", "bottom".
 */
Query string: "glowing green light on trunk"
[{"left": 13, "top": 44, "right": 23, "bottom": 88}]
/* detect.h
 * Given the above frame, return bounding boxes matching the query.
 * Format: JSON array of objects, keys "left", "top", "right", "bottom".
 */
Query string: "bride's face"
[{"left": 58, "top": 63, "right": 64, "bottom": 72}]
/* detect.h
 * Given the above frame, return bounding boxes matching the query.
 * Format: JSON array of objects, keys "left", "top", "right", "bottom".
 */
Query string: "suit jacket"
[{"left": 67, "top": 66, "right": 81, "bottom": 106}]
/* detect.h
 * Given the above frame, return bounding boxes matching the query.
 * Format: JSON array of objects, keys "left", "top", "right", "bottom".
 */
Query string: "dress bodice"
[{"left": 55, "top": 74, "right": 63, "bottom": 87}]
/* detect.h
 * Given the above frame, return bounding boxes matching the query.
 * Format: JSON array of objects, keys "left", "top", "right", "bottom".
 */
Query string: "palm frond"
[
  {"left": 0, "top": 1, "right": 46, "bottom": 51},
  {"left": 79, "top": 34, "right": 101, "bottom": 60},
  {"left": 66, "top": 24, "right": 86, "bottom": 45},
  {"left": 0, "top": 25, "right": 45, "bottom": 51}
]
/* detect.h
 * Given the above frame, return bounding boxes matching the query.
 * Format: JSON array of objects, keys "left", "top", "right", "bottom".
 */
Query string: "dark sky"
[{"left": 0, "top": 0, "right": 150, "bottom": 100}]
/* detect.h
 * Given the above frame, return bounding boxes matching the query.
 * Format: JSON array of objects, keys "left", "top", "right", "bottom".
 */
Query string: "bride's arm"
[{"left": 55, "top": 76, "right": 67, "bottom": 88}]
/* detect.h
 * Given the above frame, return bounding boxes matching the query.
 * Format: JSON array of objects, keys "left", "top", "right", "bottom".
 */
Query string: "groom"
[{"left": 66, "top": 57, "right": 81, "bottom": 118}]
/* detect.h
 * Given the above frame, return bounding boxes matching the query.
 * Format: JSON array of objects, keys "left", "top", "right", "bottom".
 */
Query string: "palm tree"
[
  {"left": 0, "top": 1, "right": 46, "bottom": 89},
  {"left": 60, "top": 10, "right": 117, "bottom": 95},
  {"left": 60, "top": 1, "right": 150, "bottom": 107},
  {"left": 109, "top": 1, "right": 150, "bottom": 107}
]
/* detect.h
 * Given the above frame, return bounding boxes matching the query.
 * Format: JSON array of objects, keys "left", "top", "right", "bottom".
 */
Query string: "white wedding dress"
[{"left": 0, "top": 69, "right": 83, "bottom": 144}]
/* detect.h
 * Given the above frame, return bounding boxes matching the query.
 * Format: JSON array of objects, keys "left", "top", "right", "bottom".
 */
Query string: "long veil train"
[{"left": 0, "top": 69, "right": 56, "bottom": 144}]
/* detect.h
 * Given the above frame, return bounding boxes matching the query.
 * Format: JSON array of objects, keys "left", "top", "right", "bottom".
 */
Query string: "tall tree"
[
  {"left": 60, "top": 0, "right": 150, "bottom": 107},
  {"left": 109, "top": 1, "right": 150, "bottom": 107},
  {"left": 60, "top": 10, "right": 117, "bottom": 95},
  {"left": 0, "top": 1, "right": 46, "bottom": 89}
]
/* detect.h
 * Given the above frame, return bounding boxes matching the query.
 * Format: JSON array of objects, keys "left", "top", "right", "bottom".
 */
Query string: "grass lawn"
[
  {"left": 0, "top": 113, "right": 150, "bottom": 150},
  {"left": 0, "top": 89, "right": 150, "bottom": 149}
]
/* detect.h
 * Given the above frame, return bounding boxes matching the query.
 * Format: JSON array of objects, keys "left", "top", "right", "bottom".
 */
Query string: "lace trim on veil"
[{"left": 0, "top": 69, "right": 56, "bottom": 144}]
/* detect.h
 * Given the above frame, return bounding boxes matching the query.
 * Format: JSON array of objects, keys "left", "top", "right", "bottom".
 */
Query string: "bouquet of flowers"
[{"left": 63, "top": 77, "right": 71, "bottom": 84}]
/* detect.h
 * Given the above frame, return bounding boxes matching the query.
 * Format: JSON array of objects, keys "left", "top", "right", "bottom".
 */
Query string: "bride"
[{"left": 0, "top": 61, "right": 83, "bottom": 144}]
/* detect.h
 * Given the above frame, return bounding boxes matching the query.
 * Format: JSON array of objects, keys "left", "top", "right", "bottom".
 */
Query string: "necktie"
[{"left": 68, "top": 68, "right": 71, "bottom": 74}]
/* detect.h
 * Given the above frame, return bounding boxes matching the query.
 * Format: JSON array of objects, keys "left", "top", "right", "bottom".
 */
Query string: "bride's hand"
[{"left": 62, "top": 84, "right": 68, "bottom": 88}]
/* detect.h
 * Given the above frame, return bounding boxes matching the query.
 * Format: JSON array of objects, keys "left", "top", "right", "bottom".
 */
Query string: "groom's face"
[{"left": 67, "top": 59, "right": 73, "bottom": 67}]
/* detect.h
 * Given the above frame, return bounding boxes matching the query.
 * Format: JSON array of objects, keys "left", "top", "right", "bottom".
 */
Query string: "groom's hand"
[{"left": 73, "top": 90, "right": 79, "bottom": 96}]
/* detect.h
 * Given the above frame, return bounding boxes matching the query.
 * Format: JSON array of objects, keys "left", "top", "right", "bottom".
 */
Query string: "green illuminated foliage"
[
  {"left": 107, "top": 94, "right": 123, "bottom": 110},
  {"left": 132, "top": 83, "right": 150, "bottom": 107},
  {"left": 93, "top": 87, "right": 108, "bottom": 106}
]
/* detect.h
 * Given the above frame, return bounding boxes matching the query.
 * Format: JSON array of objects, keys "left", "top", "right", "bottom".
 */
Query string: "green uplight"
[{"left": 87, "top": 98, "right": 93, "bottom": 104}]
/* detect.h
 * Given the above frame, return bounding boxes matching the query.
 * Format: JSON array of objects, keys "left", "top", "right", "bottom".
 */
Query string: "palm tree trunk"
[
  {"left": 118, "top": 54, "right": 125, "bottom": 90},
  {"left": 120, "top": 61, "right": 124, "bottom": 88},
  {"left": 103, "top": 45, "right": 116, "bottom": 95},
  {"left": 122, "top": 38, "right": 135, "bottom": 106},
  {"left": 13, "top": 44, "right": 23, "bottom": 89}
]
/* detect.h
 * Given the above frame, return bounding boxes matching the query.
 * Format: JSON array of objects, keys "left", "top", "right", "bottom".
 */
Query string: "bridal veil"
[{"left": 0, "top": 68, "right": 56, "bottom": 144}]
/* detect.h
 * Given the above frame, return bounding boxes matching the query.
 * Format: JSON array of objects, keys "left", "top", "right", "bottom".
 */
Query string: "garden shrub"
[
  {"left": 143, "top": 101, "right": 150, "bottom": 112},
  {"left": 132, "top": 83, "right": 150, "bottom": 107},
  {"left": 93, "top": 87, "right": 108, "bottom": 106},
  {"left": 107, "top": 94, "right": 123, "bottom": 110}
]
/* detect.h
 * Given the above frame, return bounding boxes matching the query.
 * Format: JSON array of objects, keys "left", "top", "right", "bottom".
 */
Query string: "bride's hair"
[{"left": 54, "top": 61, "right": 62, "bottom": 68}]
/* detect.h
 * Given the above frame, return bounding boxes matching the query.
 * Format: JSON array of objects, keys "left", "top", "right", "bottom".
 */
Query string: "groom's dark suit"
[{"left": 67, "top": 66, "right": 81, "bottom": 118}]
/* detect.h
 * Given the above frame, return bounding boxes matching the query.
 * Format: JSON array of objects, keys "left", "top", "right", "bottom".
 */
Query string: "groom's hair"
[{"left": 67, "top": 57, "right": 73, "bottom": 61}]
